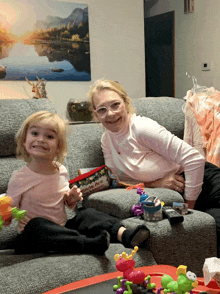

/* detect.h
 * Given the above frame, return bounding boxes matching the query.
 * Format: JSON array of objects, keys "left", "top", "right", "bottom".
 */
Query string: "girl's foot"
[
  {"left": 84, "top": 230, "right": 110, "bottom": 255},
  {"left": 122, "top": 225, "right": 150, "bottom": 248}
]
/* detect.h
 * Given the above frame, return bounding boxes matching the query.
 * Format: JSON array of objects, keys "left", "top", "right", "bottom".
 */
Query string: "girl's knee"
[{"left": 78, "top": 207, "right": 96, "bottom": 217}]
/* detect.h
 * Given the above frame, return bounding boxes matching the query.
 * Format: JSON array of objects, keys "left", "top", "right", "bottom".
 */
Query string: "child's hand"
[
  {"left": 64, "top": 186, "right": 83, "bottom": 209},
  {"left": 69, "top": 185, "right": 83, "bottom": 202}
]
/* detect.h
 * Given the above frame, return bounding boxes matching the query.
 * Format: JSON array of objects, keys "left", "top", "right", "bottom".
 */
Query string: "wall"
[
  {"left": 0, "top": 0, "right": 146, "bottom": 117},
  {"left": 145, "top": 0, "right": 217, "bottom": 99}
]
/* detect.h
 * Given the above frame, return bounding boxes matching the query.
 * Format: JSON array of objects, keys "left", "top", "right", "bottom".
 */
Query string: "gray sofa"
[{"left": 0, "top": 98, "right": 217, "bottom": 294}]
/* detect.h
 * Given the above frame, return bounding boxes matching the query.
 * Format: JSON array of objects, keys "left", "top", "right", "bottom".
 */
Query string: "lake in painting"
[{"left": 0, "top": 0, "right": 91, "bottom": 81}]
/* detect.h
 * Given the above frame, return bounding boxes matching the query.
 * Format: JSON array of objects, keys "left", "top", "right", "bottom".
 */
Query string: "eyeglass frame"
[{"left": 94, "top": 100, "right": 125, "bottom": 118}]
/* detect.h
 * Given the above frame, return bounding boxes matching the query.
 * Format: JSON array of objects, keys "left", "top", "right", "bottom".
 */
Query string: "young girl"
[{"left": 7, "top": 111, "right": 149, "bottom": 255}]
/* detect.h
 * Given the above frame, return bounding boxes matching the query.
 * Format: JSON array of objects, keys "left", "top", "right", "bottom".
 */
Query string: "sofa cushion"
[
  {"left": 0, "top": 99, "right": 56, "bottom": 157},
  {"left": 0, "top": 245, "right": 156, "bottom": 294},
  {"left": 82, "top": 188, "right": 184, "bottom": 219}
]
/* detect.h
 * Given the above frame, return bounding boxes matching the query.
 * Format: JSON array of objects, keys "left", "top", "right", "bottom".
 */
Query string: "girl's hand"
[
  {"left": 145, "top": 174, "right": 185, "bottom": 193},
  {"left": 69, "top": 185, "right": 83, "bottom": 201},
  {"left": 64, "top": 186, "right": 83, "bottom": 209}
]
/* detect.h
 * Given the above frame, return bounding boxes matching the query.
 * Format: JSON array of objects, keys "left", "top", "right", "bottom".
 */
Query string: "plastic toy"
[
  {"left": 0, "top": 196, "right": 26, "bottom": 230},
  {"left": 157, "top": 265, "right": 198, "bottom": 294},
  {"left": 126, "top": 183, "right": 144, "bottom": 191},
  {"left": 131, "top": 203, "right": 144, "bottom": 217},
  {"left": 131, "top": 185, "right": 164, "bottom": 222},
  {"left": 113, "top": 246, "right": 156, "bottom": 294}
]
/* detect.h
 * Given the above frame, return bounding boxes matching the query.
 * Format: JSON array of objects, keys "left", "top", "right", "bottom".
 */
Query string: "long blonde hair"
[
  {"left": 15, "top": 111, "right": 67, "bottom": 163},
  {"left": 86, "top": 79, "right": 135, "bottom": 119}
]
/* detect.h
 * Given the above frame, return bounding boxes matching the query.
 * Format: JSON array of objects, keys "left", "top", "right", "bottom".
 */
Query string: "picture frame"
[{"left": 0, "top": 0, "right": 91, "bottom": 81}]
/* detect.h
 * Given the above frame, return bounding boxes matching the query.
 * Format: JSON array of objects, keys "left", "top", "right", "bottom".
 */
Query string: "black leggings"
[
  {"left": 15, "top": 208, "right": 121, "bottom": 254},
  {"left": 194, "top": 162, "right": 220, "bottom": 211},
  {"left": 193, "top": 162, "right": 220, "bottom": 257}
]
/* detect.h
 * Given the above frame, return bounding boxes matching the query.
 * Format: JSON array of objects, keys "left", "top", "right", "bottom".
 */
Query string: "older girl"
[{"left": 87, "top": 79, "right": 220, "bottom": 214}]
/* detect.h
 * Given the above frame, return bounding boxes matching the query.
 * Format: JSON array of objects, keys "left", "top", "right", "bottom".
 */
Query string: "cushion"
[{"left": 82, "top": 187, "right": 184, "bottom": 219}]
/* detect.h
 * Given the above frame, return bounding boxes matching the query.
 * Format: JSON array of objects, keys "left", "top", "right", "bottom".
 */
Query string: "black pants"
[
  {"left": 194, "top": 162, "right": 220, "bottom": 211},
  {"left": 193, "top": 162, "right": 220, "bottom": 257},
  {"left": 15, "top": 208, "right": 121, "bottom": 254}
]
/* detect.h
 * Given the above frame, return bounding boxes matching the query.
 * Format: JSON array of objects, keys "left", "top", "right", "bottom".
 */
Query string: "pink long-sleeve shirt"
[
  {"left": 101, "top": 114, "right": 205, "bottom": 201},
  {"left": 7, "top": 164, "right": 71, "bottom": 232}
]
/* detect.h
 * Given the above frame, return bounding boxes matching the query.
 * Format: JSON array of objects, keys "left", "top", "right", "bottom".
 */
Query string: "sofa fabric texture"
[{"left": 0, "top": 98, "right": 217, "bottom": 294}]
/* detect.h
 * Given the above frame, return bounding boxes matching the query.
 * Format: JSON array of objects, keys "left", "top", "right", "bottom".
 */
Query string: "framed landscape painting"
[{"left": 0, "top": 0, "right": 91, "bottom": 81}]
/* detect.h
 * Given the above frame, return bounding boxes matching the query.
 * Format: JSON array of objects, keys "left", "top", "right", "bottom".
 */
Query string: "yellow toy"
[{"left": 0, "top": 196, "right": 25, "bottom": 230}]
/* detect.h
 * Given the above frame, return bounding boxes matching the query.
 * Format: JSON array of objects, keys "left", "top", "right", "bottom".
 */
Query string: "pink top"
[
  {"left": 101, "top": 114, "right": 205, "bottom": 201},
  {"left": 7, "top": 164, "right": 71, "bottom": 232}
]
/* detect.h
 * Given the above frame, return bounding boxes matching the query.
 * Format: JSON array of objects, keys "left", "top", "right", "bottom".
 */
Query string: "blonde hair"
[
  {"left": 86, "top": 79, "right": 135, "bottom": 119},
  {"left": 15, "top": 111, "right": 67, "bottom": 164}
]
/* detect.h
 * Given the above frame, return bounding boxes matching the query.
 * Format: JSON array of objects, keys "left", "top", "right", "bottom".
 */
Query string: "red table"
[{"left": 43, "top": 264, "right": 220, "bottom": 294}]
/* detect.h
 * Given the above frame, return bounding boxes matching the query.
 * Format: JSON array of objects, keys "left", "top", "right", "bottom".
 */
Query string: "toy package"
[{"left": 69, "top": 165, "right": 111, "bottom": 197}]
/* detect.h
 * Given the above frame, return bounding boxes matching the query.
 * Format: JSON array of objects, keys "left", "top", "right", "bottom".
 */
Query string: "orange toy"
[{"left": 0, "top": 196, "right": 25, "bottom": 229}]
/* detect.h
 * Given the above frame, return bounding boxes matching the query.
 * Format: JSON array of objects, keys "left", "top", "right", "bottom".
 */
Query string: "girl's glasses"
[{"left": 94, "top": 101, "right": 123, "bottom": 118}]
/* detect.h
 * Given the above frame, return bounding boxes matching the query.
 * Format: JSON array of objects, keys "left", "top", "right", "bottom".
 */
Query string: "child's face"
[{"left": 24, "top": 120, "right": 60, "bottom": 162}]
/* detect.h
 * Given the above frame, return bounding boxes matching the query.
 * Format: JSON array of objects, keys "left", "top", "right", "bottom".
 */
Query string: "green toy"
[
  {"left": 0, "top": 196, "right": 25, "bottom": 230},
  {"left": 161, "top": 265, "right": 198, "bottom": 294}
]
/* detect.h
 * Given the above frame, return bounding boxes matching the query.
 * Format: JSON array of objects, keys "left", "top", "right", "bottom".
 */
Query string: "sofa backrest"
[{"left": 134, "top": 97, "right": 185, "bottom": 139}]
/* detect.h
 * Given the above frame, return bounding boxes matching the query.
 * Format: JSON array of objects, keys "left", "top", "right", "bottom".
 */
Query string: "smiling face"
[
  {"left": 93, "top": 89, "right": 130, "bottom": 132},
  {"left": 24, "top": 120, "right": 60, "bottom": 162}
]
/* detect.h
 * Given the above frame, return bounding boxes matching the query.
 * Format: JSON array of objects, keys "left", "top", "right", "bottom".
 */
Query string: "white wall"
[
  {"left": 0, "top": 0, "right": 146, "bottom": 117},
  {"left": 145, "top": 0, "right": 218, "bottom": 99}
]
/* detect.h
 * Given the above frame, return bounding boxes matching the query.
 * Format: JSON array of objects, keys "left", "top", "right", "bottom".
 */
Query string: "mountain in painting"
[{"left": 34, "top": 7, "right": 88, "bottom": 30}]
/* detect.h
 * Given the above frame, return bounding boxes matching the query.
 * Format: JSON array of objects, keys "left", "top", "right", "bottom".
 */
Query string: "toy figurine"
[
  {"left": 158, "top": 265, "right": 198, "bottom": 294},
  {"left": 113, "top": 247, "right": 156, "bottom": 294},
  {"left": 0, "top": 196, "right": 25, "bottom": 230}
]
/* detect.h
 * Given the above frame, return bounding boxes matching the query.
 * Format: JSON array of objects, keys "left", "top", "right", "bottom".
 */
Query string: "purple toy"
[
  {"left": 137, "top": 187, "right": 145, "bottom": 195},
  {"left": 132, "top": 204, "right": 144, "bottom": 217},
  {"left": 116, "top": 279, "right": 127, "bottom": 294}
]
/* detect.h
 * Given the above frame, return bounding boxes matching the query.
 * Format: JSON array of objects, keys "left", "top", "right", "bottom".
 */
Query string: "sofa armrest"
[
  {"left": 82, "top": 188, "right": 184, "bottom": 219},
  {"left": 121, "top": 210, "right": 217, "bottom": 277}
]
